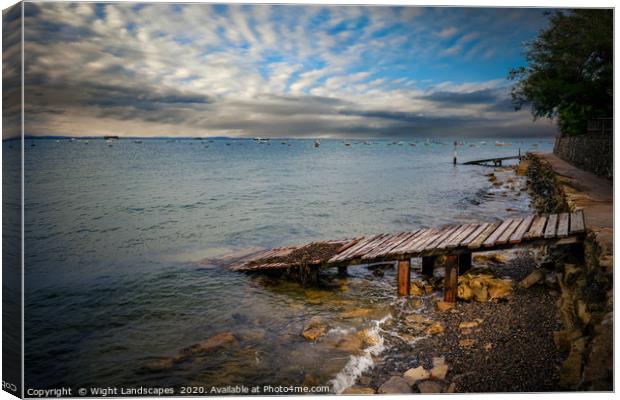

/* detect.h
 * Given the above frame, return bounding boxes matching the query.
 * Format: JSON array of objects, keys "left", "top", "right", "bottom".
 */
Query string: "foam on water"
[{"left": 329, "top": 315, "right": 392, "bottom": 394}]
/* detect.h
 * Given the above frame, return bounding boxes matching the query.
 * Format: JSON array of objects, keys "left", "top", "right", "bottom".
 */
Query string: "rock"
[
  {"left": 416, "top": 381, "right": 443, "bottom": 393},
  {"left": 434, "top": 301, "right": 454, "bottom": 312},
  {"left": 410, "top": 280, "right": 426, "bottom": 296},
  {"left": 430, "top": 363, "right": 449, "bottom": 380},
  {"left": 576, "top": 299, "right": 591, "bottom": 326},
  {"left": 544, "top": 271, "right": 558, "bottom": 288},
  {"left": 340, "top": 308, "right": 374, "bottom": 319},
  {"left": 426, "top": 322, "right": 444, "bottom": 335},
  {"left": 405, "top": 314, "right": 431, "bottom": 324},
  {"left": 403, "top": 366, "right": 430, "bottom": 385},
  {"left": 372, "top": 269, "right": 384, "bottom": 277},
  {"left": 342, "top": 387, "right": 375, "bottom": 395},
  {"left": 518, "top": 270, "right": 545, "bottom": 289},
  {"left": 240, "top": 329, "right": 266, "bottom": 342},
  {"left": 483, "top": 342, "right": 493, "bottom": 351},
  {"left": 378, "top": 376, "right": 411, "bottom": 394},
  {"left": 582, "top": 312, "right": 613, "bottom": 390},
  {"left": 459, "top": 339, "right": 476, "bottom": 348},
  {"left": 182, "top": 332, "right": 238, "bottom": 356},
  {"left": 143, "top": 358, "right": 174, "bottom": 371},
  {"left": 432, "top": 356, "right": 446, "bottom": 366},
  {"left": 302, "top": 317, "right": 328, "bottom": 341},
  {"left": 563, "top": 264, "right": 582, "bottom": 285},
  {"left": 356, "top": 328, "right": 380, "bottom": 347},
  {"left": 559, "top": 337, "right": 586, "bottom": 389},
  {"left": 458, "top": 321, "right": 479, "bottom": 330},
  {"left": 445, "top": 382, "right": 457, "bottom": 393},
  {"left": 335, "top": 334, "right": 364, "bottom": 354},
  {"left": 488, "top": 279, "right": 513, "bottom": 300}
]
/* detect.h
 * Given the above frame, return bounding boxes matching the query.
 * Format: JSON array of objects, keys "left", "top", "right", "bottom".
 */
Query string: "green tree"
[{"left": 509, "top": 9, "right": 613, "bottom": 136}]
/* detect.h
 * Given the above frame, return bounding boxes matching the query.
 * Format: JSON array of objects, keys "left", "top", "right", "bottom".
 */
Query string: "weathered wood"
[
  {"left": 329, "top": 234, "right": 383, "bottom": 262},
  {"left": 393, "top": 228, "right": 438, "bottom": 254},
  {"left": 422, "top": 256, "right": 435, "bottom": 277},
  {"left": 458, "top": 253, "right": 472, "bottom": 275},
  {"left": 424, "top": 225, "right": 460, "bottom": 251},
  {"left": 336, "top": 237, "right": 364, "bottom": 253},
  {"left": 446, "top": 224, "right": 479, "bottom": 248},
  {"left": 467, "top": 222, "right": 500, "bottom": 249},
  {"left": 348, "top": 233, "right": 393, "bottom": 259},
  {"left": 496, "top": 218, "right": 523, "bottom": 245},
  {"left": 526, "top": 215, "right": 547, "bottom": 239},
  {"left": 437, "top": 224, "right": 471, "bottom": 249},
  {"left": 483, "top": 219, "right": 513, "bottom": 247},
  {"left": 544, "top": 214, "right": 558, "bottom": 239},
  {"left": 461, "top": 223, "right": 489, "bottom": 247},
  {"left": 462, "top": 155, "right": 520, "bottom": 165},
  {"left": 557, "top": 213, "right": 569, "bottom": 237},
  {"left": 509, "top": 215, "right": 535, "bottom": 244},
  {"left": 387, "top": 229, "right": 429, "bottom": 254},
  {"left": 569, "top": 210, "right": 585, "bottom": 234},
  {"left": 444, "top": 255, "right": 459, "bottom": 302},
  {"left": 397, "top": 259, "right": 411, "bottom": 296},
  {"left": 362, "top": 230, "right": 417, "bottom": 260}
]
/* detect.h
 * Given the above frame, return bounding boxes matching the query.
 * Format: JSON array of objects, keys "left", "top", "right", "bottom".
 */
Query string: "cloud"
[{"left": 6, "top": 2, "right": 559, "bottom": 140}]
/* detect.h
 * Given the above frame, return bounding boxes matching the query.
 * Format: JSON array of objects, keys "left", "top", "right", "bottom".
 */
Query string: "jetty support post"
[
  {"left": 422, "top": 256, "right": 435, "bottom": 277},
  {"left": 458, "top": 253, "right": 472, "bottom": 275},
  {"left": 444, "top": 255, "right": 459, "bottom": 303},
  {"left": 397, "top": 259, "right": 411, "bottom": 296},
  {"left": 337, "top": 265, "right": 348, "bottom": 276}
]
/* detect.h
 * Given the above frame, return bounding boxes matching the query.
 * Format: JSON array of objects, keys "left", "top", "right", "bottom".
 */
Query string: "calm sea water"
[{"left": 17, "top": 137, "right": 552, "bottom": 391}]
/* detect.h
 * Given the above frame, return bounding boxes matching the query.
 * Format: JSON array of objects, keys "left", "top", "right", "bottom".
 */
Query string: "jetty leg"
[
  {"left": 422, "top": 256, "right": 435, "bottom": 277},
  {"left": 444, "top": 255, "right": 459, "bottom": 303},
  {"left": 337, "top": 265, "right": 348, "bottom": 276},
  {"left": 397, "top": 259, "right": 411, "bottom": 296},
  {"left": 458, "top": 253, "right": 472, "bottom": 275},
  {"left": 309, "top": 266, "right": 320, "bottom": 285}
]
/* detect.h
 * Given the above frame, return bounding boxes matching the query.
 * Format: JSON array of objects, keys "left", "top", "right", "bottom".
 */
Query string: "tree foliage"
[{"left": 509, "top": 9, "right": 613, "bottom": 136}]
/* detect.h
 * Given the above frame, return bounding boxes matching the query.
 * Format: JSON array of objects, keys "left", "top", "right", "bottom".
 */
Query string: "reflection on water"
[{"left": 20, "top": 138, "right": 552, "bottom": 390}]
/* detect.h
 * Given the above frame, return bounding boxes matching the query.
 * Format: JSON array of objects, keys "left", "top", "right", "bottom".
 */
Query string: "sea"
[{"left": 7, "top": 137, "right": 553, "bottom": 392}]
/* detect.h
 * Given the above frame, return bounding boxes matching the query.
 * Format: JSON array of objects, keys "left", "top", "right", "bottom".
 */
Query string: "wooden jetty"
[
  {"left": 462, "top": 155, "right": 521, "bottom": 166},
  {"left": 222, "top": 210, "right": 586, "bottom": 302}
]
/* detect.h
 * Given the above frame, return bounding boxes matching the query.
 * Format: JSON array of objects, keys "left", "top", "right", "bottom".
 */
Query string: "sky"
[{"left": 4, "top": 2, "right": 563, "bottom": 139}]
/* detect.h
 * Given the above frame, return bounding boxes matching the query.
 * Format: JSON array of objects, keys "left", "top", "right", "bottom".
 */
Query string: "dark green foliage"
[{"left": 509, "top": 10, "right": 613, "bottom": 136}]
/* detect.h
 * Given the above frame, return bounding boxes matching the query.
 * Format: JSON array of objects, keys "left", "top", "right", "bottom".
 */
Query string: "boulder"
[
  {"left": 559, "top": 337, "right": 586, "bottom": 389},
  {"left": 434, "top": 301, "right": 454, "bottom": 312},
  {"left": 403, "top": 366, "right": 430, "bottom": 385},
  {"left": 487, "top": 279, "right": 513, "bottom": 300},
  {"left": 405, "top": 314, "right": 432, "bottom": 325},
  {"left": 430, "top": 364, "right": 449, "bottom": 380},
  {"left": 340, "top": 308, "right": 374, "bottom": 319},
  {"left": 445, "top": 382, "right": 457, "bottom": 393},
  {"left": 459, "top": 339, "right": 476, "bottom": 348},
  {"left": 518, "top": 270, "right": 544, "bottom": 289},
  {"left": 426, "top": 322, "right": 445, "bottom": 335},
  {"left": 302, "top": 317, "right": 328, "bottom": 341},
  {"left": 410, "top": 280, "right": 426, "bottom": 296},
  {"left": 378, "top": 376, "right": 411, "bottom": 394},
  {"left": 356, "top": 328, "right": 380, "bottom": 347},
  {"left": 335, "top": 334, "right": 364, "bottom": 354},
  {"left": 458, "top": 321, "right": 479, "bottom": 330},
  {"left": 416, "top": 381, "right": 443, "bottom": 393},
  {"left": 432, "top": 356, "right": 445, "bottom": 367}
]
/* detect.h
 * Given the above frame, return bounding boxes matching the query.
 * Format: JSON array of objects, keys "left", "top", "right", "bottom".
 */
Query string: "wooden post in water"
[
  {"left": 458, "top": 253, "right": 472, "bottom": 275},
  {"left": 397, "top": 259, "right": 411, "bottom": 296},
  {"left": 444, "top": 255, "right": 459, "bottom": 302},
  {"left": 337, "top": 265, "right": 348, "bottom": 276},
  {"left": 422, "top": 256, "right": 435, "bottom": 277}
]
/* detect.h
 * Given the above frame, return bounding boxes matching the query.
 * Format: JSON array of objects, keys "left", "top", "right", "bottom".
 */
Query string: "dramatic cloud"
[{"left": 5, "top": 3, "right": 562, "bottom": 139}]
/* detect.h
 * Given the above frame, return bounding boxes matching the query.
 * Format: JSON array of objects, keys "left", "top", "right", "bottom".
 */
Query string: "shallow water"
[{"left": 16, "top": 137, "right": 552, "bottom": 391}]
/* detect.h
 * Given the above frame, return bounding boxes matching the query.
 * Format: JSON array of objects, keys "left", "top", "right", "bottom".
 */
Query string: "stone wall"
[{"left": 553, "top": 135, "right": 613, "bottom": 180}]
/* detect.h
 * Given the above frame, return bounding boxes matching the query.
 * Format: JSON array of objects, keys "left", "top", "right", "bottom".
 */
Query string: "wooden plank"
[
  {"left": 443, "top": 255, "right": 459, "bottom": 303},
  {"left": 569, "top": 210, "right": 585, "bottom": 234},
  {"left": 423, "top": 225, "right": 461, "bottom": 251},
  {"left": 393, "top": 228, "right": 438, "bottom": 254},
  {"left": 525, "top": 215, "right": 547, "bottom": 239},
  {"left": 509, "top": 215, "right": 535, "bottom": 244},
  {"left": 436, "top": 224, "right": 471, "bottom": 249},
  {"left": 445, "top": 224, "right": 479, "bottom": 249},
  {"left": 483, "top": 219, "right": 513, "bottom": 247},
  {"left": 496, "top": 218, "right": 523, "bottom": 245},
  {"left": 363, "top": 230, "right": 420, "bottom": 259},
  {"left": 347, "top": 233, "right": 393, "bottom": 259},
  {"left": 329, "top": 233, "right": 383, "bottom": 262},
  {"left": 467, "top": 222, "right": 500, "bottom": 249},
  {"left": 557, "top": 213, "right": 570, "bottom": 237},
  {"left": 397, "top": 260, "right": 411, "bottom": 296},
  {"left": 460, "top": 223, "right": 489, "bottom": 247},
  {"left": 544, "top": 214, "right": 558, "bottom": 239},
  {"left": 336, "top": 237, "right": 364, "bottom": 253}
]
